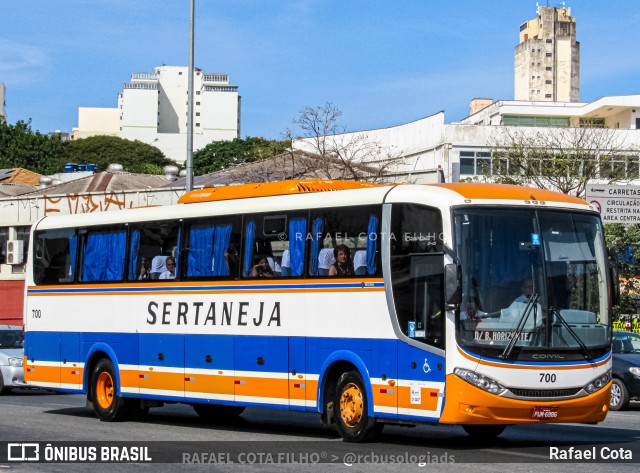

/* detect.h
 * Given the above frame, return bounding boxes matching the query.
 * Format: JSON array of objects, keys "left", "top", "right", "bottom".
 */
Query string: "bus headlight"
[
  {"left": 584, "top": 371, "right": 611, "bottom": 394},
  {"left": 454, "top": 368, "right": 506, "bottom": 395},
  {"left": 8, "top": 357, "right": 23, "bottom": 367}
]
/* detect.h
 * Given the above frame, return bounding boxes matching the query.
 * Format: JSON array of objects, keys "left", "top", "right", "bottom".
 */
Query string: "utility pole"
[{"left": 185, "top": 0, "right": 195, "bottom": 192}]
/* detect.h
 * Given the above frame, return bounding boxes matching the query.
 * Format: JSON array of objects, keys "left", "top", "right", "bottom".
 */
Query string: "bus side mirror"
[
  {"left": 445, "top": 263, "right": 461, "bottom": 309},
  {"left": 608, "top": 247, "right": 620, "bottom": 306}
]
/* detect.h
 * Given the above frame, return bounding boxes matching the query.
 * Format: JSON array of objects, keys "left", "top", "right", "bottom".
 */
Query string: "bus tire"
[
  {"left": 90, "top": 358, "right": 133, "bottom": 422},
  {"left": 610, "top": 378, "right": 629, "bottom": 411},
  {"left": 192, "top": 404, "right": 245, "bottom": 422},
  {"left": 333, "top": 370, "right": 382, "bottom": 443},
  {"left": 462, "top": 424, "right": 507, "bottom": 438}
]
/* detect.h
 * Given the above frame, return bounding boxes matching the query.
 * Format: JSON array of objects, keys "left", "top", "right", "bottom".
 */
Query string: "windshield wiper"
[
  {"left": 499, "top": 293, "right": 539, "bottom": 360},
  {"left": 550, "top": 307, "right": 594, "bottom": 360}
]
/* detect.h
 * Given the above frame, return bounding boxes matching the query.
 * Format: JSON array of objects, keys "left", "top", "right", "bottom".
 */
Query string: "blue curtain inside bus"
[
  {"left": 367, "top": 215, "right": 378, "bottom": 275},
  {"left": 187, "top": 226, "right": 215, "bottom": 277},
  {"left": 175, "top": 228, "right": 181, "bottom": 273},
  {"left": 244, "top": 221, "right": 255, "bottom": 275},
  {"left": 128, "top": 230, "right": 140, "bottom": 280},
  {"left": 309, "top": 217, "right": 323, "bottom": 276},
  {"left": 69, "top": 235, "right": 77, "bottom": 279},
  {"left": 213, "top": 224, "right": 232, "bottom": 276},
  {"left": 82, "top": 231, "right": 126, "bottom": 282},
  {"left": 289, "top": 218, "right": 307, "bottom": 277}
]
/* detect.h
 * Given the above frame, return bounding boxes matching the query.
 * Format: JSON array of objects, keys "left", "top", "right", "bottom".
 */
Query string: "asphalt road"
[{"left": 0, "top": 389, "right": 639, "bottom": 472}]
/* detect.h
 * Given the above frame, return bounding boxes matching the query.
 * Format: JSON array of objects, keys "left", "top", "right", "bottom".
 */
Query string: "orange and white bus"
[{"left": 23, "top": 180, "right": 616, "bottom": 441}]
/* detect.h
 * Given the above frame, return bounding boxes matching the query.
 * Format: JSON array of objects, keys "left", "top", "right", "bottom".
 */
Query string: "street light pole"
[{"left": 185, "top": 0, "right": 195, "bottom": 192}]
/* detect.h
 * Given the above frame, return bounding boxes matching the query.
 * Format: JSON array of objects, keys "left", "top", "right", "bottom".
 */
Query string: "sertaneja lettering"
[{"left": 147, "top": 301, "right": 281, "bottom": 327}]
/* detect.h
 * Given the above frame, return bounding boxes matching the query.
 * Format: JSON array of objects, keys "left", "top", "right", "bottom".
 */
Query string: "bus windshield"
[{"left": 454, "top": 208, "right": 611, "bottom": 357}]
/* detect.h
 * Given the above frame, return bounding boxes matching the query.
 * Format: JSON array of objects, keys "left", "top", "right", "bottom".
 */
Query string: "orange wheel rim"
[
  {"left": 340, "top": 382, "right": 363, "bottom": 428},
  {"left": 96, "top": 372, "right": 115, "bottom": 409}
]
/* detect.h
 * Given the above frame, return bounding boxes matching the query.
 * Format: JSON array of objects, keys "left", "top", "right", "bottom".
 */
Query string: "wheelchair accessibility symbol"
[{"left": 423, "top": 358, "right": 431, "bottom": 374}]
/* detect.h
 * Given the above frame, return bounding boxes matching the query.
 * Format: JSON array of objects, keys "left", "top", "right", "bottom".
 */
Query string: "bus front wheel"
[
  {"left": 333, "top": 370, "right": 382, "bottom": 443},
  {"left": 90, "top": 358, "right": 133, "bottom": 422}
]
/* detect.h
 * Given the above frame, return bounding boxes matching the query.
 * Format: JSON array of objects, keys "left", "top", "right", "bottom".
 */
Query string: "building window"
[
  {"left": 196, "top": 91, "right": 201, "bottom": 95},
  {"left": 545, "top": 80, "right": 552, "bottom": 84},
  {"left": 546, "top": 53, "right": 552, "bottom": 57},
  {"left": 179, "top": 71, "right": 183, "bottom": 75},
  {"left": 196, "top": 102, "right": 200, "bottom": 106},
  {"left": 545, "top": 94, "right": 552, "bottom": 98},
  {"left": 502, "top": 115, "right": 569, "bottom": 127},
  {"left": 459, "top": 151, "right": 492, "bottom": 176},
  {"left": 196, "top": 123, "right": 200, "bottom": 127},
  {"left": 546, "top": 39, "right": 553, "bottom": 43},
  {"left": 196, "top": 112, "right": 200, "bottom": 116},
  {"left": 546, "top": 67, "right": 552, "bottom": 71}
]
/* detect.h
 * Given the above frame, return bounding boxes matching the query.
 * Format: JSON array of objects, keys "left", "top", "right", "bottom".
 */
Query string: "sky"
[{"left": 1, "top": 0, "right": 639, "bottom": 140}]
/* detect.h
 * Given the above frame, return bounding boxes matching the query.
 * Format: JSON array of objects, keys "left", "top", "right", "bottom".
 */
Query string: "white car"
[{"left": 0, "top": 325, "right": 27, "bottom": 394}]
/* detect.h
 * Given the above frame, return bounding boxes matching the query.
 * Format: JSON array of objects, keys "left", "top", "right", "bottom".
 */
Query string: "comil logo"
[{"left": 7, "top": 443, "right": 40, "bottom": 461}]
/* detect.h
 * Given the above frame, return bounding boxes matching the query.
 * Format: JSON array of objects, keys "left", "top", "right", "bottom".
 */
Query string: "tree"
[
  {"left": 484, "top": 126, "right": 631, "bottom": 198},
  {"left": 0, "top": 117, "right": 65, "bottom": 175},
  {"left": 60, "top": 136, "right": 173, "bottom": 174},
  {"left": 193, "top": 137, "right": 290, "bottom": 175},
  {"left": 288, "top": 102, "right": 403, "bottom": 182}
]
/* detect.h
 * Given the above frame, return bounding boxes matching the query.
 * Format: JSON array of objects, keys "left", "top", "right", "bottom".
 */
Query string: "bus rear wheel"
[
  {"left": 462, "top": 424, "right": 507, "bottom": 438},
  {"left": 90, "top": 358, "right": 133, "bottom": 422},
  {"left": 333, "top": 370, "right": 382, "bottom": 443}
]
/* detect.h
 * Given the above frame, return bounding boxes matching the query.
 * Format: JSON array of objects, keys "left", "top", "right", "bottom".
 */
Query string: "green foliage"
[
  {"left": 193, "top": 137, "right": 291, "bottom": 175},
  {"left": 60, "top": 136, "right": 173, "bottom": 174},
  {"left": 604, "top": 223, "right": 640, "bottom": 317},
  {"left": 0, "top": 117, "right": 66, "bottom": 175}
]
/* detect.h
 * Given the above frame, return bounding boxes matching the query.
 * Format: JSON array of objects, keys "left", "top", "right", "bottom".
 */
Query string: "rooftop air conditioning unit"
[{"left": 6, "top": 240, "right": 24, "bottom": 265}]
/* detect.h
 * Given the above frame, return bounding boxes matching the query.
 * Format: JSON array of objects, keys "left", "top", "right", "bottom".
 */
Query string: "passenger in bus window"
[
  {"left": 329, "top": 244, "right": 354, "bottom": 277},
  {"left": 138, "top": 257, "right": 151, "bottom": 280},
  {"left": 251, "top": 256, "right": 275, "bottom": 278},
  {"left": 159, "top": 256, "right": 177, "bottom": 279}
]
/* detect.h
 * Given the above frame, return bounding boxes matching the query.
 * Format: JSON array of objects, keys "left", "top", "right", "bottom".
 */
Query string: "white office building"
[
  {"left": 73, "top": 66, "right": 241, "bottom": 164},
  {"left": 293, "top": 95, "right": 640, "bottom": 185}
]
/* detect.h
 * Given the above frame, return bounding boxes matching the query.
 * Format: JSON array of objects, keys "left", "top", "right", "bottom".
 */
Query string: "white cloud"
[{"left": 0, "top": 38, "right": 48, "bottom": 85}]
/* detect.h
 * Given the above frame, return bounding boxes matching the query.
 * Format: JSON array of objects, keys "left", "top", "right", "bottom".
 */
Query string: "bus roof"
[
  {"left": 432, "top": 183, "right": 587, "bottom": 206},
  {"left": 178, "top": 179, "right": 383, "bottom": 204}
]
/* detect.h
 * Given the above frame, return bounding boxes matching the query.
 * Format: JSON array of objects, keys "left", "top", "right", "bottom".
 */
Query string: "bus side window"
[
  {"left": 183, "top": 217, "right": 241, "bottom": 279},
  {"left": 308, "top": 206, "right": 381, "bottom": 277},
  {"left": 242, "top": 212, "right": 307, "bottom": 279},
  {"left": 80, "top": 226, "right": 127, "bottom": 283},
  {"left": 128, "top": 221, "right": 181, "bottom": 282},
  {"left": 33, "top": 229, "right": 78, "bottom": 285}
]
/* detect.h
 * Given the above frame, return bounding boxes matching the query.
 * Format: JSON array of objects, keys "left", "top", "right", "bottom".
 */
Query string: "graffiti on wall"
[
  {"left": 45, "top": 191, "right": 134, "bottom": 215},
  {"left": 0, "top": 189, "right": 182, "bottom": 224}
]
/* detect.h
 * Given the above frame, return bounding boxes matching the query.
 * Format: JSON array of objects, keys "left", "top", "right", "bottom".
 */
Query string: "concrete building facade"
[
  {"left": 294, "top": 95, "right": 640, "bottom": 185},
  {"left": 73, "top": 66, "right": 241, "bottom": 164},
  {"left": 514, "top": 6, "right": 580, "bottom": 102}
]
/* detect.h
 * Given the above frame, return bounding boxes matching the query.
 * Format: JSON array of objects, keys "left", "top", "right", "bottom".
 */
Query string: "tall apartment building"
[
  {"left": 514, "top": 6, "right": 580, "bottom": 102},
  {"left": 0, "top": 83, "right": 6, "bottom": 121},
  {"left": 74, "top": 65, "right": 241, "bottom": 163}
]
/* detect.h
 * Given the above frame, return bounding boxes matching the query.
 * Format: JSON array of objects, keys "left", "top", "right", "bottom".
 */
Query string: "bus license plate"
[{"left": 531, "top": 406, "right": 558, "bottom": 421}]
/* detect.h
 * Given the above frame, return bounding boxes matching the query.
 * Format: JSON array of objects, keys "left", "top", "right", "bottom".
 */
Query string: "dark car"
[{"left": 610, "top": 330, "right": 640, "bottom": 411}]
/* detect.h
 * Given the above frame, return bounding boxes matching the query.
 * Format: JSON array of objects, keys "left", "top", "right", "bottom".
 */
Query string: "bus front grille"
[{"left": 508, "top": 387, "right": 582, "bottom": 398}]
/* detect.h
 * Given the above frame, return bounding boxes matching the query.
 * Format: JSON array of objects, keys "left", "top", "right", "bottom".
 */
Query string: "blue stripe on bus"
[{"left": 27, "top": 282, "right": 385, "bottom": 295}]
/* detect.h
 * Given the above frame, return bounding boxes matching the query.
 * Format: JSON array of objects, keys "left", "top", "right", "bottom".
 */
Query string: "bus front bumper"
[{"left": 440, "top": 374, "right": 610, "bottom": 425}]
